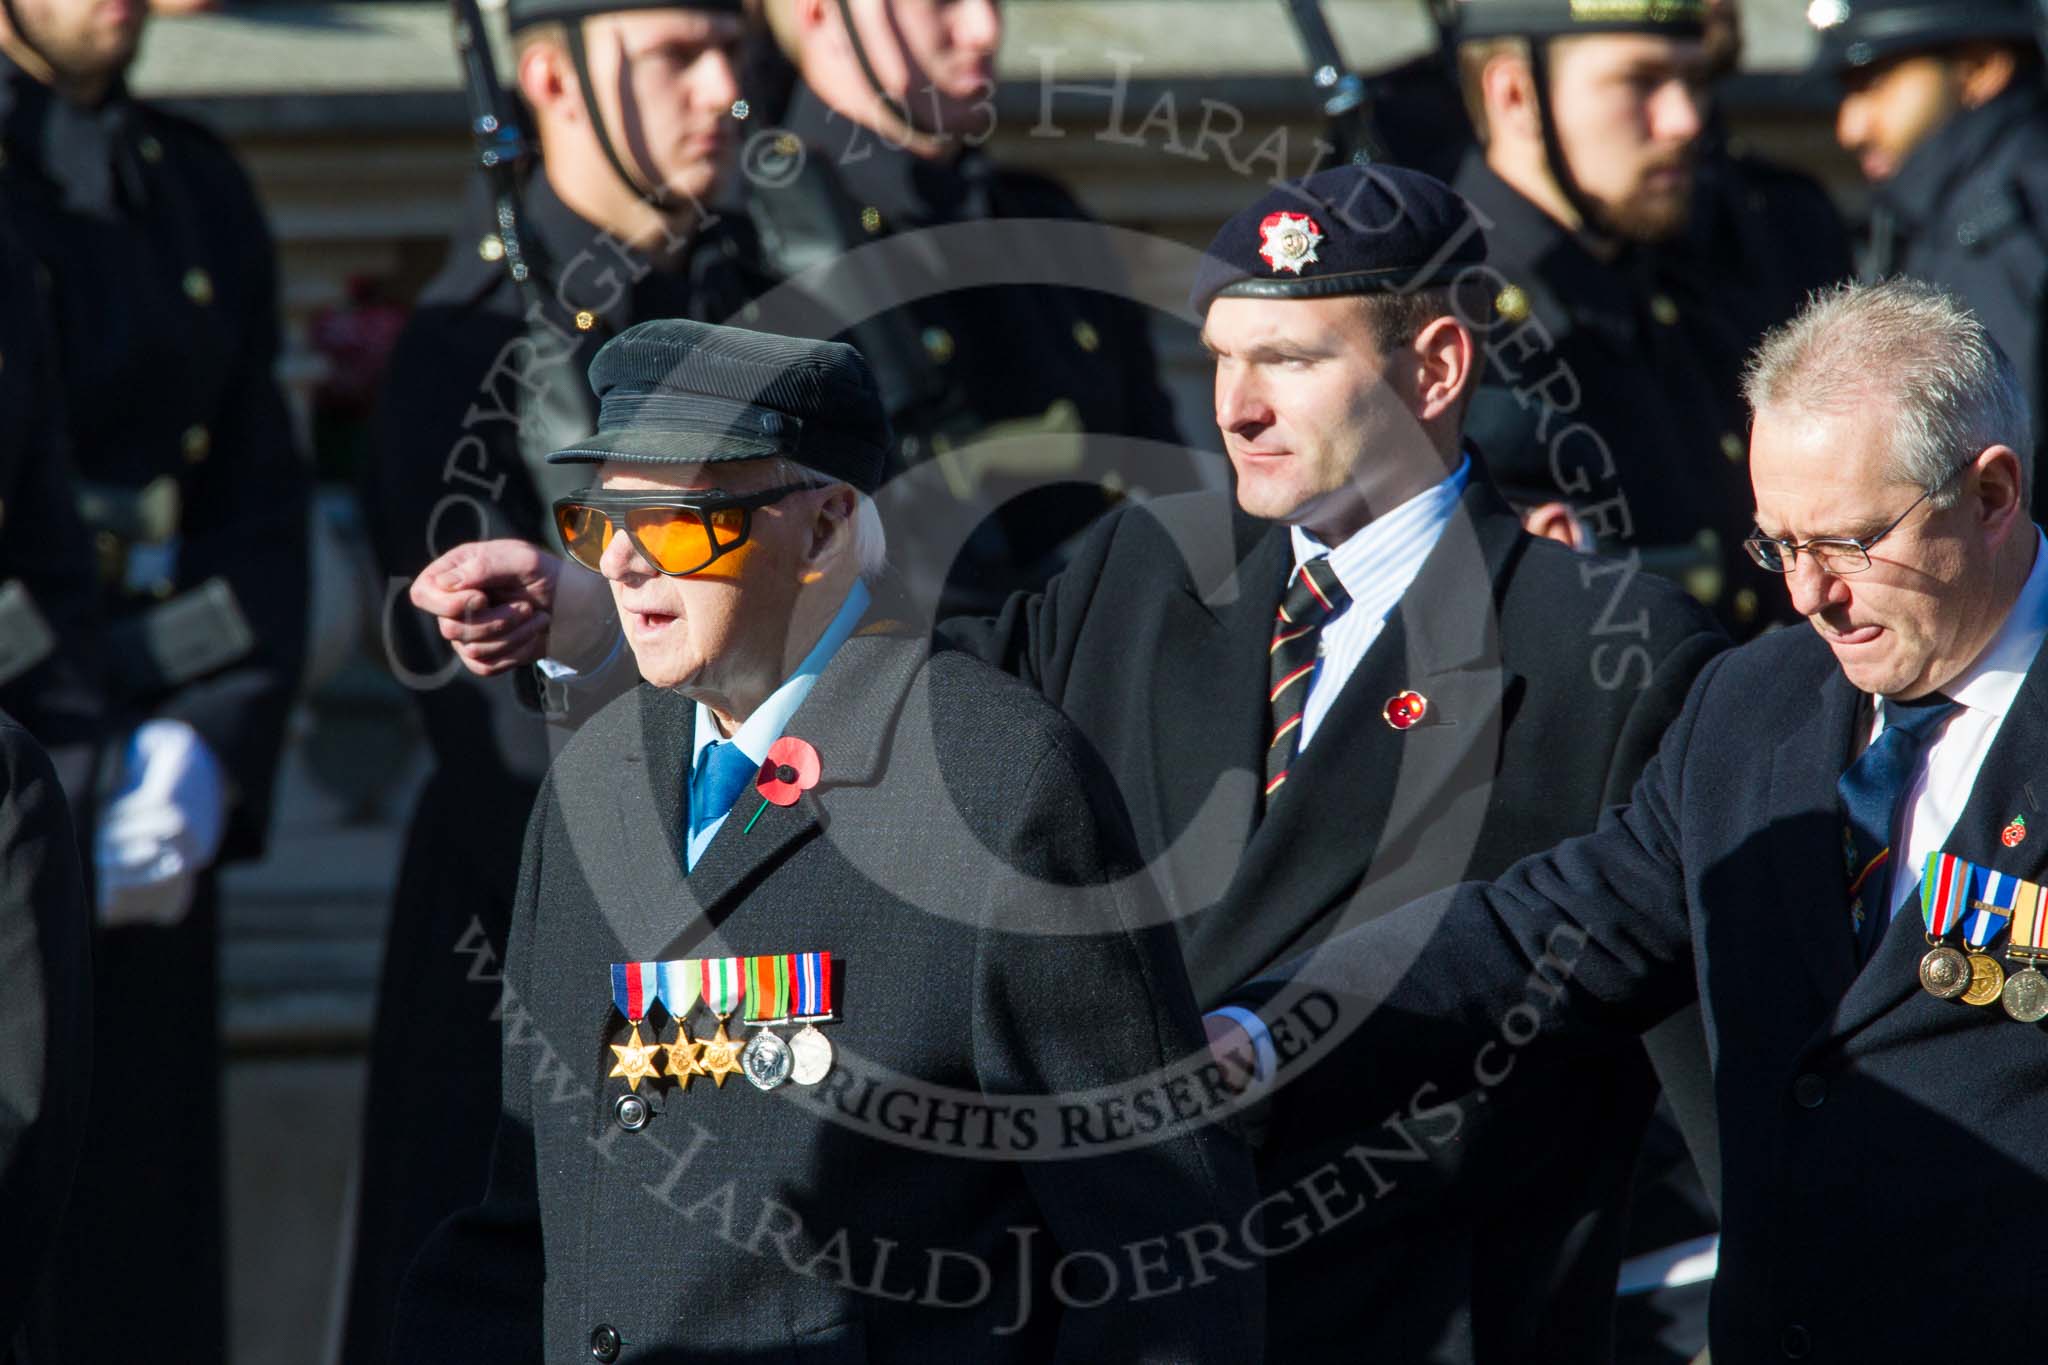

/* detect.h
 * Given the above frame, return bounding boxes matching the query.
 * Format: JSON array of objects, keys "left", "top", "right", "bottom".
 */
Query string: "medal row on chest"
[
  {"left": 607, "top": 953, "right": 836, "bottom": 1095},
  {"left": 1917, "top": 853, "right": 2048, "bottom": 1021}
]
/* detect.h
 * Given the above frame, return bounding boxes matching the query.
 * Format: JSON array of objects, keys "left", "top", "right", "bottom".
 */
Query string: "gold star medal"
[
  {"left": 609, "top": 1022, "right": 661, "bottom": 1093},
  {"left": 698, "top": 956, "right": 748, "bottom": 1088},
  {"left": 608, "top": 962, "right": 662, "bottom": 1092},
  {"left": 655, "top": 958, "right": 709, "bottom": 1090}
]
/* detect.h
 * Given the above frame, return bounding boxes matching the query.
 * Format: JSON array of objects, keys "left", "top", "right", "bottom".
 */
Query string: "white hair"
[
  {"left": 1743, "top": 278, "right": 2034, "bottom": 509},
  {"left": 784, "top": 459, "right": 889, "bottom": 582}
]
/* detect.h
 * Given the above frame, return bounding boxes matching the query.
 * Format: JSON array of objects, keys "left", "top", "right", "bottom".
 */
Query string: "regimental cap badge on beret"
[
  {"left": 1258, "top": 212, "right": 1325, "bottom": 276},
  {"left": 1191, "top": 164, "right": 1487, "bottom": 311}
]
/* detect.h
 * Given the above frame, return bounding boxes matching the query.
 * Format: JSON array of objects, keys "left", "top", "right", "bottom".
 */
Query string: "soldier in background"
[
  {"left": 1814, "top": 0, "right": 2048, "bottom": 503},
  {"left": 1449, "top": 3, "right": 1753, "bottom": 1360},
  {"left": 0, "top": 716, "right": 90, "bottom": 1365},
  {"left": 1665, "top": 0, "right": 1853, "bottom": 342},
  {"left": 347, "top": 2, "right": 762, "bottom": 1357},
  {"left": 0, "top": 222, "right": 97, "bottom": 1365},
  {"left": 0, "top": 0, "right": 311, "bottom": 1357},
  {"left": 751, "top": 0, "right": 1192, "bottom": 614},
  {"left": 0, "top": 227, "right": 102, "bottom": 822},
  {"left": 1450, "top": 0, "right": 1782, "bottom": 637}
]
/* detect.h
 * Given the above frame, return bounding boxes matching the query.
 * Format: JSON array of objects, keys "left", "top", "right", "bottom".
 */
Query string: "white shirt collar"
[
  {"left": 1883, "top": 528, "right": 2048, "bottom": 726},
  {"left": 1288, "top": 453, "right": 1472, "bottom": 593}
]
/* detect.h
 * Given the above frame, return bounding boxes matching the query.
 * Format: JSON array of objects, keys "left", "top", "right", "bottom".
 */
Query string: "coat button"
[
  {"left": 1650, "top": 293, "right": 1680, "bottom": 327},
  {"left": 182, "top": 424, "right": 211, "bottom": 464},
  {"left": 1792, "top": 1073, "right": 1827, "bottom": 1109},
  {"left": 590, "top": 1324, "right": 621, "bottom": 1361},
  {"left": 613, "top": 1093, "right": 648, "bottom": 1132},
  {"left": 1781, "top": 1323, "right": 1812, "bottom": 1358}
]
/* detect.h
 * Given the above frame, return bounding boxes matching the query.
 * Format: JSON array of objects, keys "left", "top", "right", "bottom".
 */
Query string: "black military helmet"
[
  {"left": 506, "top": 0, "right": 737, "bottom": 29},
  {"left": 1806, "top": 0, "right": 2042, "bottom": 75},
  {"left": 1452, "top": 0, "right": 1707, "bottom": 41}
]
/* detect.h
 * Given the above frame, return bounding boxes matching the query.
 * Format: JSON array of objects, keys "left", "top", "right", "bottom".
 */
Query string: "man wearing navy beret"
[
  {"left": 943, "top": 162, "right": 1726, "bottom": 1362},
  {"left": 392, "top": 318, "right": 1261, "bottom": 1362}
]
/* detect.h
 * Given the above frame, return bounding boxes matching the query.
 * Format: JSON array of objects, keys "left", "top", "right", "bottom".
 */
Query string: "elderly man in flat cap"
[
  {"left": 408, "top": 163, "right": 1726, "bottom": 1361},
  {"left": 392, "top": 318, "right": 1260, "bottom": 1363}
]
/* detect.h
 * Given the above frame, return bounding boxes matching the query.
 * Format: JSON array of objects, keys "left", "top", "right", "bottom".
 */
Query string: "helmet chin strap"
[
  {"left": 1525, "top": 38, "right": 1619, "bottom": 248},
  {"left": 2, "top": 0, "right": 68, "bottom": 91},
  {"left": 563, "top": 17, "right": 669, "bottom": 208},
  {"left": 831, "top": 0, "right": 942, "bottom": 139}
]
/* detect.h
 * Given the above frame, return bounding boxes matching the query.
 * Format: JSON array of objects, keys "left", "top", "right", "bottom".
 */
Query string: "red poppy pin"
[
  {"left": 741, "top": 736, "right": 821, "bottom": 834},
  {"left": 2003, "top": 814, "right": 2028, "bottom": 848},
  {"left": 1383, "top": 690, "right": 1429, "bottom": 731}
]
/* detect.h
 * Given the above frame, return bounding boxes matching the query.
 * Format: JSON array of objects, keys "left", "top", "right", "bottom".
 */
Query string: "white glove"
[{"left": 94, "top": 719, "right": 228, "bottom": 928}]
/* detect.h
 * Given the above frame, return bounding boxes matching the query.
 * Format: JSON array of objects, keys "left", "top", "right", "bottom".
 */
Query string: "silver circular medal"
[
  {"left": 2002, "top": 966, "right": 2048, "bottom": 1023},
  {"left": 1918, "top": 945, "right": 1971, "bottom": 1000},
  {"left": 741, "top": 1030, "right": 793, "bottom": 1090},
  {"left": 789, "top": 1025, "right": 834, "bottom": 1085}
]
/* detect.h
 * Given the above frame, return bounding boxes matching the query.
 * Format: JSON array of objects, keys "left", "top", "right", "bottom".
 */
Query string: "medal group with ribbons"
[
  {"left": 607, "top": 951, "right": 837, "bottom": 1094},
  {"left": 1918, "top": 853, "right": 2048, "bottom": 1022}
]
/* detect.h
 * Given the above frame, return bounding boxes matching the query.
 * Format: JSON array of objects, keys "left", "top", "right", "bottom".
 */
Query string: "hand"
[
  {"left": 409, "top": 539, "right": 613, "bottom": 677},
  {"left": 1518, "top": 500, "right": 1592, "bottom": 554},
  {"left": 95, "top": 719, "right": 227, "bottom": 928}
]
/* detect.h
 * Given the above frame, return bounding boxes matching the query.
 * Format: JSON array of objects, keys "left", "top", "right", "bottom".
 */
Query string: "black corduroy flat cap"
[
  {"left": 546, "top": 319, "right": 892, "bottom": 494},
  {"left": 1189, "top": 164, "right": 1489, "bottom": 313}
]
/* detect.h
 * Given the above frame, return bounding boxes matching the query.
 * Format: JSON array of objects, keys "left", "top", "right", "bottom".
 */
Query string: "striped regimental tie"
[{"left": 1266, "top": 555, "right": 1351, "bottom": 804}]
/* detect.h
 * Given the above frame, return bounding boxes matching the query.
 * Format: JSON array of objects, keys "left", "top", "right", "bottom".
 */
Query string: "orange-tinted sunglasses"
[{"left": 553, "top": 482, "right": 819, "bottom": 577}]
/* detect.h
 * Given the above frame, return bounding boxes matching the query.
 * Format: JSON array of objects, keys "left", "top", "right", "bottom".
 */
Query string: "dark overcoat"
[
  {"left": 941, "top": 478, "right": 1727, "bottom": 1360},
  {"left": 395, "top": 625, "right": 1264, "bottom": 1362},
  {"left": 1251, "top": 618, "right": 2048, "bottom": 1359}
]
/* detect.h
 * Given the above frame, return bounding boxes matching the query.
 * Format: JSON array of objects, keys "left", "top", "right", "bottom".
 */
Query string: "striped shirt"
[{"left": 1288, "top": 454, "right": 1471, "bottom": 753}]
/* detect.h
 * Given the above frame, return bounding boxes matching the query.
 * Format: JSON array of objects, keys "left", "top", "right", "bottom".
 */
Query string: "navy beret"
[
  {"left": 507, "top": 0, "right": 739, "bottom": 31},
  {"left": 546, "top": 319, "right": 892, "bottom": 494},
  {"left": 1453, "top": 0, "right": 1706, "bottom": 40},
  {"left": 1805, "top": 0, "right": 2038, "bottom": 74},
  {"left": 1190, "top": 164, "right": 1488, "bottom": 314}
]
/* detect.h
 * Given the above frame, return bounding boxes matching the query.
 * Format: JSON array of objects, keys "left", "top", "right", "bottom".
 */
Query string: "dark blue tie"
[
  {"left": 1838, "top": 693, "right": 1960, "bottom": 959},
  {"left": 690, "top": 740, "right": 760, "bottom": 842}
]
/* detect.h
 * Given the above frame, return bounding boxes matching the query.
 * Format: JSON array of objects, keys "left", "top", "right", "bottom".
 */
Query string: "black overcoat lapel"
[
  {"left": 1188, "top": 488, "right": 1521, "bottom": 997},
  {"left": 1828, "top": 651, "right": 2048, "bottom": 1040},
  {"left": 595, "top": 628, "right": 925, "bottom": 960},
  {"left": 1764, "top": 665, "right": 1865, "bottom": 1012}
]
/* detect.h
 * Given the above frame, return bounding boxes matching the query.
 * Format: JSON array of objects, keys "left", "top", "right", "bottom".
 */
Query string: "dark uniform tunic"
[
  {"left": 347, "top": 171, "right": 765, "bottom": 1365},
  {"left": 1863, "top": 81, "right": 2048, "bottom": 507},
  {"left": 1668, "top": 115, "right": 1855, "bottom": 354},
  {"left": 753, "top": 89, "right": 1194, "bottom": 614},
  {"left": 0, "top": 715, "right": 91, "bottom": 1365},
  {"left": 0, "top": 227, "right": 103, "bottom": 815},
  {"left": 0, "top": 54, "right": 310, "bottom": 1365},
  {"left": 1455, "top": 153, "right": 1785, "bottom": 637}
]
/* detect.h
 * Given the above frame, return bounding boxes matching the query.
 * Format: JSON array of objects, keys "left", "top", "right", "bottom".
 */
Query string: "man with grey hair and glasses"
[{"left": 1214, "top": 276, "right": 2048, "bottom": 1359}]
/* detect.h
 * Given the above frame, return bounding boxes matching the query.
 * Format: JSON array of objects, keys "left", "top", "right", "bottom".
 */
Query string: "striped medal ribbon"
[
  {"left": 606, "top": 961, "right": 663, "bottom": 1092},
  {"left": 788, "top": 950, "right": 836, "bottom": 1086},
  {"left": 2003, "top": 876, "right": 2048, "bottom": 1022},
  {"left": 1958, "top": 867, "right": 2019, "bottom": 1007},
  {"left": 1918, "top": 852, "right": 1974, "bottom": 1000},
  {"left": 740, "top": 954, "right": 795, "bottom": 1091},
  {"left": 656, "top": 959, "right": 709, "bottom": 1090},
  {"left": 694, "top": 957, "right": 749, "bottom": 1088}
]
